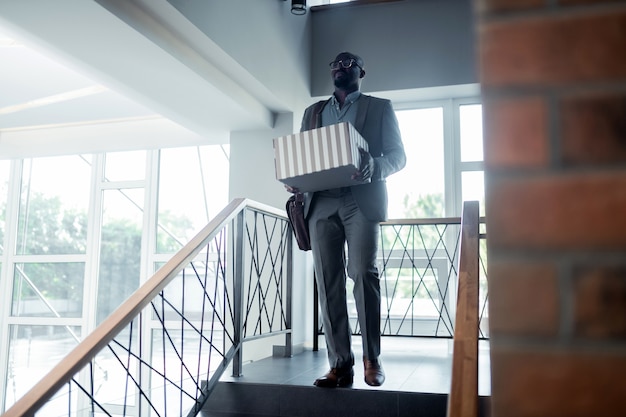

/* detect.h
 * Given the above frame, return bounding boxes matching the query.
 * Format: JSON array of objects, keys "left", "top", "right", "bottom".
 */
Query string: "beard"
[{"left": 333, "top": 74, "right": 355, "bottom": 90}]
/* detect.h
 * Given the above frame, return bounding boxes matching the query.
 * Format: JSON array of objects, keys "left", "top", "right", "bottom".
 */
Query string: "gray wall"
[
  {"left": 215, "top": 0, "right": 477, "bottom": 213},
  {"left": 311, "top": 0, "right": 476, "bottom": 97},
  {"left": 167, "top": 0, "right": 477, "bottom": 106},
  {"left": 229, "top": 113, "right": 316, "bottom": 350},
  {"left": 166, "top": 0, "right": 312, "bottom": 113}
]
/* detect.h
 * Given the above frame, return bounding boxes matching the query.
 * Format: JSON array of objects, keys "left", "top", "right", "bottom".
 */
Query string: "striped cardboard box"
[{"left": 273, "top": 122, "right": 369, "bottom": 192}]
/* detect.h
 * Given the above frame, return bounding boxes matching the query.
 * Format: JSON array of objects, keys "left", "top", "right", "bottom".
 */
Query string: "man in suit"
[{"left": 292, "top": 51, "right": 406, "bottom": 388}]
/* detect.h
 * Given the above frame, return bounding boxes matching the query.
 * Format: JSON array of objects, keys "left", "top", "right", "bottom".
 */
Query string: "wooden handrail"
[
  {"left": 2, "top": 198, "right": 285, "bottom": 417},
  {"left": 447, "top": 201, "right": 480, "bottom": 417}
]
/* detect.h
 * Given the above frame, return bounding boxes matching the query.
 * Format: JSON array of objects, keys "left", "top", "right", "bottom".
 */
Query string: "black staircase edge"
[{"left": 201, "top": 381, "right": 490, "bottom": 417}]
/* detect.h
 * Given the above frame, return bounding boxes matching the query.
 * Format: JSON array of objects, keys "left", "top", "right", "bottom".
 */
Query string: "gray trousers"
[{"left": 308, "top": 189, "right": 381, "bottom": 369}]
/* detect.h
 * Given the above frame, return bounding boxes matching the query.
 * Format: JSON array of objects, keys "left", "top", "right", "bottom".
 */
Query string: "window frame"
[{"left": 393, "top": 96, "right": 484, "bottom": 218}]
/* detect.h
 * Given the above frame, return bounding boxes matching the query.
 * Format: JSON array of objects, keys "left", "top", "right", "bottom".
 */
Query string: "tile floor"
[{"left": 219, "top": 337, "right": 491, "bottom": 396}]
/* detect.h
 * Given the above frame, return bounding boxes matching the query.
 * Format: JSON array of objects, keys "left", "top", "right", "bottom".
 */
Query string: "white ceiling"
[
  {"left": 0, "top": 0, "right": 283, "bottom": 158},
  {"left": 0, "top": 30, "right": 156, "bottom": 128},
  {"left": 0, "top": 0, "right": 480, "bottom": 159}
]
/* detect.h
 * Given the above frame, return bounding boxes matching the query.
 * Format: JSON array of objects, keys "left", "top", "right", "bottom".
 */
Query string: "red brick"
[
  {"left": 573, "top": 266, "right": 626, "bottom": 339},
  {"left": 489, "top": 261, "right": 559, "bottom": 336},
  {"left": 487, "top": 172, "right": 626, "bottom": 249},
  {"left": 561, "top": 91, "right": 626, "bottom": 165},
  {"left": 491, "top": 347, "right": 626, "bottom": 417},
  {"left": 480, "top": 10, "right": 626, "bottom": 88},
  {"left": 477, "top": 0, "right": 544, "bottom": 13},
  {"left": 484, "top": 96, "right": 550, "bottom": 170}
]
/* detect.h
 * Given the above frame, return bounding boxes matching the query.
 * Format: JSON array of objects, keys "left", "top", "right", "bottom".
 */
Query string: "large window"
[
  {"left": 0, "top": 145, "right": 229, "bottom": 412},
  {"left": 156, "top": 146, "right": 230, "bottom": 254},
  {"left": 458, "top": 102, "right": 485, "bottom": 216},
  {"left": 388, "top": 107, "right": 445, "bottom": 219},
  {"left": 0, "top": 160, "right": 9, "bottom": 285},
  {"left": 387, "top": 98, "right": 484, "bottom": 219}
]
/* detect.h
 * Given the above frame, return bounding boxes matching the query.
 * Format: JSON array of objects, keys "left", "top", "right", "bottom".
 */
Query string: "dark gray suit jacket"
[{"left": 300, "top": 94, "right": 406, "bottom": 222}]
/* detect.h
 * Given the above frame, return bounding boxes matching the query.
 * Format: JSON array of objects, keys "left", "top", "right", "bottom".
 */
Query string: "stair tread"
[{"left": 200, "top": 338, "right": 491, "bottom": 417}]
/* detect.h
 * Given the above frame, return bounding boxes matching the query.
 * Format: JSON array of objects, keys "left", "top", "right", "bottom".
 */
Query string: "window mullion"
[
  {"left": 83, "top": 154, "right": 105, "bottom": 334},
  {"left": 0, "top": 159, "right": 22, "bottom": 413},
  {"left": 443, "top": 98, "right": 459, "bottom": 217}
]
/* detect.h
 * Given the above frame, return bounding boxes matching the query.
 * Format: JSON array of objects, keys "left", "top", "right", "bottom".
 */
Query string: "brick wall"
[{"left": 478, "top": 0, "right": 626, "bottom": 416}]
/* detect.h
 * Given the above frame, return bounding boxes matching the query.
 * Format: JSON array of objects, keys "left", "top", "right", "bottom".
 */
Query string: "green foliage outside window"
[
  {"left": 156, "top": 211, "right": 195, "bottom": 254},
  {"left": 16, "top": 192, "right": 87, "bottom": 256},
  {"left": 401, "top": 193, "right": 444, "bottom": 219},
  {"left": 3, "top": 192, "right": 194, "bottom": 322}
]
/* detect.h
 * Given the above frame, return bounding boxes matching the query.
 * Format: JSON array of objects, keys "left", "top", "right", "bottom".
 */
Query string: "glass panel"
[
  {"left": 461, "top": 170, "right": 485, "bottom": 217},
  {"left": 104, "top": 150, "right": 146, "bottom": 182},
  {"left": 479, "top": 237, "right": 489, "bottom": 338},
  {"left": 0, "top": 160, "right": 9, "bottom": 254},
  {"left": 152, "top": 261, "right": 226, "bottom": 322},
  {"left": 352, "top": 223, "right": 460, "bottom": 337},
  {"left": 157, "top": 145, "right": 230, "bottom": 253},
  {"left": 97, "top": 188, "right": 143, "bottom": 323},
  {"left": 11, "top": 262, "right": 85, "bottom": 317},
  {"left": 88, "top": 324, "right": 140, "bottom": 409},
  {"left": 459, "top": 104, "right": 483, "bottom": 162},
  {"left": 1, "top": 161, "right": 7, "bottom": 292},
  {"left": 388, "top": 108, "right": 445, "bottom": 218},
  {"left": 4, "top": 325, "right": 81, "bottom": 410},
  {"left": 16, "top": 156, "right": 90, "bottom": 255},
  {"left": 150, "top": 328, "right": 227, "bottom": 415}
]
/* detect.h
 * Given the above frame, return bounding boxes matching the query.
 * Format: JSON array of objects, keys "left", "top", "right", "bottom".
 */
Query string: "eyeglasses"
[{"left": 329, "top": 59, "right": 362, "bottom": 71}]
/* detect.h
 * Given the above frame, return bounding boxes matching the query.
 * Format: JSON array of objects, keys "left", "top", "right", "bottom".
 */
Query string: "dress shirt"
[{"left": 321, "top": 91, "right": 361, "bottom": 127}]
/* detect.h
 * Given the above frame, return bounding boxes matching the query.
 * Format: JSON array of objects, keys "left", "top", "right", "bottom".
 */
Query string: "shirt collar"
[{"left": 330, "top": 90, "right": 361, "bottom": 107}]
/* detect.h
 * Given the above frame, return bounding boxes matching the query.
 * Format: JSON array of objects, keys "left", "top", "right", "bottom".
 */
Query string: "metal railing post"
[
  {"left": 284, "top": 227, "right": 293, "bottom": 357},
  {"left": 231, "top": 209, "right": 245, "bottom": 377},
  {"left": 313, "top": 275, "right": 319, "bottom": 352}
]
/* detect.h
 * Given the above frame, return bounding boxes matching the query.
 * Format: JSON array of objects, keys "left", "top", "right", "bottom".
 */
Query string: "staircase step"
[
  {"left": 200, "top": 339, "right": 491, "bottom": 416},
  {"left": 199, "top": 411, "right": 276, "bottom": 417},
  {"left": 200, "top": 381, "right": 485, "bottom": 417}
]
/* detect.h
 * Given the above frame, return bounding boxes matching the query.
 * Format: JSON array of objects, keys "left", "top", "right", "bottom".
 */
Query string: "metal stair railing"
[
  {"left": 314, "top": 211, "right": 488, "bottom": 343},
  {"left": 2, "top": 198, "right": 293, "bottom": 417}
]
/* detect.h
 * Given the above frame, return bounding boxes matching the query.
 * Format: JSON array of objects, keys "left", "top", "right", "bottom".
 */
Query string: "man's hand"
[
  {"left": 352, "top": 147, "right": 374, "bottom": 182},
  {"left": 284, "top": 184, "right": 300, "bottom": 194}
]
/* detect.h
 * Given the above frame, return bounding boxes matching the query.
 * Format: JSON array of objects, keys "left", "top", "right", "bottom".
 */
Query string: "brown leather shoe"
[
  {"left": 313, "top": 367, "right": 354, "bottom": 388},
  {"left": 363, "top": 359, "right": 385, "bottom": 386}
]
